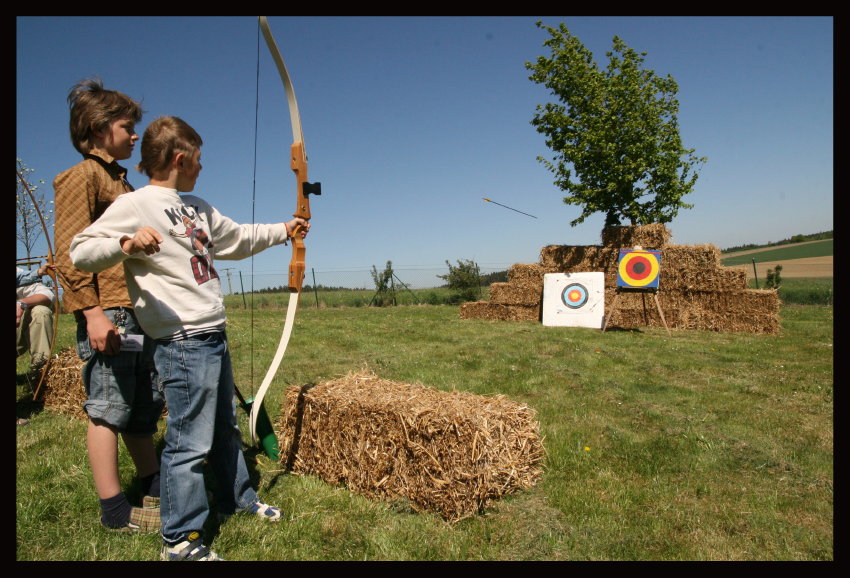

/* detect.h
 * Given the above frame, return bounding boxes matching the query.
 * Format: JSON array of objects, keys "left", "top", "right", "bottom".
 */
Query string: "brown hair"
[
  {"left": 67, "top": 77, "right": 143, "bottom": 155},
  {"left": 136, "top": 116, "right": 204, "bottom": 178}
]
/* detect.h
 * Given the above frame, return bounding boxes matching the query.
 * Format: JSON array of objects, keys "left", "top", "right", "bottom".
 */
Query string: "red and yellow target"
[{"left": 617, "top": 249, "right": 662, "bottom": 289}]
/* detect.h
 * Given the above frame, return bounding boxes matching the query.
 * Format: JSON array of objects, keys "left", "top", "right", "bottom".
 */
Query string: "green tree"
[
  {"left": 438, "top": 259, "right": 482, "bottom": 303},
  {"left": 370, "top": 261, "right": 396, "bottom": 306},
  {"left": 765, "top": 264, "right": 783, "bottom": 289},
  {"left": 525, "top": 21, "right": 706, "bottom": 228}
]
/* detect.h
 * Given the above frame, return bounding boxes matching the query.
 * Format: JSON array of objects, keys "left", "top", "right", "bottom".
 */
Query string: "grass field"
[
  {"left": 16, "top": 300, "right": 833, "bottom": 561},
  {"left": 720, "top": 239, "right": 833, "bottom": 265},
  {"left": 720, "top": 239, "right": 832, "bottom": 280}
]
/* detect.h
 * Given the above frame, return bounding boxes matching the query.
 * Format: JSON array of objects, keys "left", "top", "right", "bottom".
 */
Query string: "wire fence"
[
  {"left": 18, "top": 261, "right": 511, "bottom": 308},
  {"left": 220, "top": 265, "right": 511, "bottom": 295}
]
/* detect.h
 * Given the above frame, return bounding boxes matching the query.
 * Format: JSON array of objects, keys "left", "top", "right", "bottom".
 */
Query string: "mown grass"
[
  {"left": 752, "top": 277, "right": 833, "bottom": 306},
  {"left": 17, "top": 303, "right": 833, "bottom": 561}
]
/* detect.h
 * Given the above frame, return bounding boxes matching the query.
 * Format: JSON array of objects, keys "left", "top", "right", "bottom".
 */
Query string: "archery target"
[
  {"left": 562, "top": 283, "right": 589, "bottom": 308},
  {"left": 617, "top": 249, "right": 662, "bottom": 289},
  {"left": 543, "top": 272, "right": 605, "bottom": 328}
]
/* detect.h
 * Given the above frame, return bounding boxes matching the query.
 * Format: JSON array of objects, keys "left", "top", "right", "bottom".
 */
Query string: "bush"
[{"left": 438, "top": 259, "right": 483, "bottom": 303}]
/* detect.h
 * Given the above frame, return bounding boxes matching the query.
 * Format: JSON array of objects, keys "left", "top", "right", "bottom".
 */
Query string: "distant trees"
[{"left": 480, "top": 269, "right": 508, "bottom": 285}]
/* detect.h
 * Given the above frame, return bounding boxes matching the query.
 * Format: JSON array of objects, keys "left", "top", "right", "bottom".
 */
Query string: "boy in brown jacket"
[{"left": 53, "top": 77, "right": 163, "bottom": 534}]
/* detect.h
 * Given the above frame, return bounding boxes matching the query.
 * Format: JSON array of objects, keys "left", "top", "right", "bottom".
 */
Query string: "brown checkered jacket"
[{"left": 53, "top": 148, "right": 135, "bottom": 314}]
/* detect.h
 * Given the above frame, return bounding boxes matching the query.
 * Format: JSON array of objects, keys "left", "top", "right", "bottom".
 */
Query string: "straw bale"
[
  {"left": 538, "top": 245, "right": 617, "bottom": 271},
  {"left": 507, "top": 263, "right": 546, "bottom": 283},
  {"left": 672, "top": 290, "right": 781, "bottom": 334},
  {"left": 600, "top": 223, "right": 671, "bottom": 248},
  {"left": 459, "top": 301, "right": 499, "bottom": 320},
  {"left": 603, "top": 288, "right": 780, "bottom": 334},
  {"left": 276, "top": 371, "right": 545, "bottom": 523},
  {"left": 660, "top": 266, "right": 747, "bottom": 292},
  {"left": 489, "top": 282, "right": 541, "bottom": 306},
  {"left": 40, "top": 347, "right": 87, "bottom": 420},
  {"left": 511, "top": 276, "right": 545, "bottom": 295},
  {"left": 659, "top": 244, "right": 722, "bottom": 269}
]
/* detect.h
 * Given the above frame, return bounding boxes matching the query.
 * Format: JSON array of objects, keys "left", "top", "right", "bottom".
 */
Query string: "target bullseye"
[
  {"left": 617, "top": 249, "right": 661, "bottom": 288},
  {"left": 561, "top": 283, "right": 589, "bottom": 309}
]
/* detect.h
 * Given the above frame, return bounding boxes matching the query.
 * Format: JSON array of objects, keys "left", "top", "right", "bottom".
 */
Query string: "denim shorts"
[{"left": 77, "top": 307, "right": 164, "bottom": 435}]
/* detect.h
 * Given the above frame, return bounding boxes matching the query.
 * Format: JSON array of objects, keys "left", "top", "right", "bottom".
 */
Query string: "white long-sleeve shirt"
[
  {"left": 71, "top": 185, "right": 289, "bottom": 339},
  {"left": 16, "top": 267, "right": 55, "bottom": 306}
]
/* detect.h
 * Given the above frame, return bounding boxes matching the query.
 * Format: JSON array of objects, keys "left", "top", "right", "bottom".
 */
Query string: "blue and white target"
[
  {"left": 561, "top": 283, "right": 589, "bottom": 309},
  {"left": 543, "top": 272, "right": 605, "bottom": 328}
]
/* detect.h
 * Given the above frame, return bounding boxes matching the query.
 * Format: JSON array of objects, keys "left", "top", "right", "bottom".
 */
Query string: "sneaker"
[
  {"left": 142, "top": 495, "right": 160, "bottom": 508},
  {"left": 104, "top": 506, "right": 160, "bottom": 534},
  {"left": 161, "top": 531, "right": 223, "bottom": 561},
  {"left": 248, "top": 501, "right": 281, "bottom": 522},
  {"left": 218, "top": 500, "right": 281, "bottom": 523}
]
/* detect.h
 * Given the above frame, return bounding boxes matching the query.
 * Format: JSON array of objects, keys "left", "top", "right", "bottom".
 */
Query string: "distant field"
[
  {"left": 721, "top": 239, "right": 833, "bottom": 264},
  {"left": 721, "top": 239, "right": 832, "bottom": 279}
]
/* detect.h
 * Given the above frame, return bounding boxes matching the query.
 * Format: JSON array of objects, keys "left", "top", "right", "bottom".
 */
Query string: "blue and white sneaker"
[
  {"left": 248, "top": 501, "right": 281, "bottom": 522},
  {"left": 161, "top": 531, "right": 223, "bottom": 561},
  {"left": 218, "top": 501, "right": 282, "bottom": 523}
]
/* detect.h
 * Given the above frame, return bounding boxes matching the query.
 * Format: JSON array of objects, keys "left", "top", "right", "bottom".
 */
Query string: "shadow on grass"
[{"left": 16, "top": 371, "right": 43, "bottom": 424}]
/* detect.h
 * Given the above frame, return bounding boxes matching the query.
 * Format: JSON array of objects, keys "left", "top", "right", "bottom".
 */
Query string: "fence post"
[{"left": 239, "top": 271, "right": 247, "bottom": 308}]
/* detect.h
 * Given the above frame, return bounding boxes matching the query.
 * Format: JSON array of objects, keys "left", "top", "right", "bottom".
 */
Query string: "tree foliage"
[
  {"left": 16, "top": 159, "right": 53, "bottom": 261},
  {"left": 525, "top": 21, "right": 706, "bottom": 228},
  {"left": 370, "top": 261, "right": 396, "bottom": 306},
  {"left": 437, "top": 259, "right": 482, "bottom": 303},
  {"left": 765, "top": 264, "right": 783, "bottom": 290}
]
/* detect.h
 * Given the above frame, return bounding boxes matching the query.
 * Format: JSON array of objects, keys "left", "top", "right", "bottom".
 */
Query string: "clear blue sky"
[{"left": 17, "top": 16, "right": 833, "bottom": 290}]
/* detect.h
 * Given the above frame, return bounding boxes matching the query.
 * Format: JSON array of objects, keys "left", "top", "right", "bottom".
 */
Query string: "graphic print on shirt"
[{"left": 165, "top": 204, "right": 219, "bottom": 285}]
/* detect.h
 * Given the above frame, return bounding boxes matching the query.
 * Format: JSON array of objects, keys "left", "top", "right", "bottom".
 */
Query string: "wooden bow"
[
  {"left": 247, "top": 16, "right": 321, "bottom": 457},
  {"left": 16, "top": 168, "right": 61, "bottom": 401}
]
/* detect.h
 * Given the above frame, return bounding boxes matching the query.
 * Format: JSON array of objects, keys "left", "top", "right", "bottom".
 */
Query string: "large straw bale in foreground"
[{"left": 276, "top": 371, "right": 545, "bottom": 522}]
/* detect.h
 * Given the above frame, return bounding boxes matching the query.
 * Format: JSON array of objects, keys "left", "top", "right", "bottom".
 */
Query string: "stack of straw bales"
[
  {"left": 276, "top": 370, "right": 545, "bottom": 522},
  {"left": 460, "top": 224, "right": 780, "bottom": 334}
]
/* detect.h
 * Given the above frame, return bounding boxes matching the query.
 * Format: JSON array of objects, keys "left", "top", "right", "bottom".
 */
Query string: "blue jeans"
[
  {"left": 77, "top": 307, "right": 163, "bottom": 435},
  {"left": 154, "top": 331, "right": 259, "bottom": 544}
]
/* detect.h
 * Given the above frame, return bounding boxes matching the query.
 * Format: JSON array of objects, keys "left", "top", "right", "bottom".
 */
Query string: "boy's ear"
[
  {"left": 173, "top": 151, "right": 185, "bottom": 169},
  {"left": 91, "top": 125, "right": 109, "bottom": 145}
]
